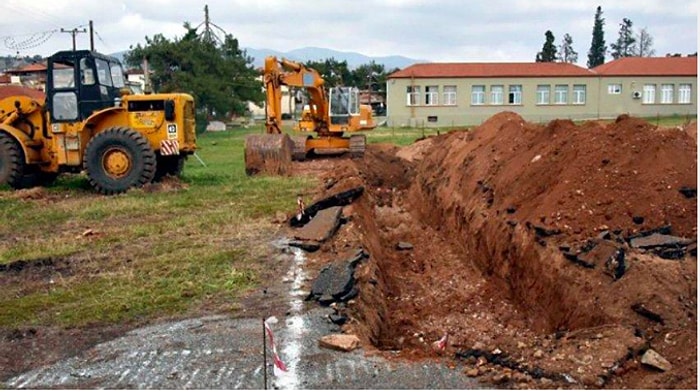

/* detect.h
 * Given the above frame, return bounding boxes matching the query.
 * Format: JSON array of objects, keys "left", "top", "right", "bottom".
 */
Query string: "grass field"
[{"left": 0, "top": 114, "right": 694, "bottom": 328}]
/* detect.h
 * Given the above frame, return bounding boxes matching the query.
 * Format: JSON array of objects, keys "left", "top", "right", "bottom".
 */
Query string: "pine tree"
[
  {"left": 558, "top": 33, "right": 579, "bottom": 63},
  {"left": 587, "top": 6, "right": 607, "bottom": 68},
  {"left": 536, "top": 30, "right": 558, "bottom": 62},
  {"left": 635, "top": 27, "right": 656, "bottom": 57},
  {"left": 126, "top": 22, "right": 264, "bottom": 123},
  {"left": 610, "top": 18, "right": 636, "bottom": 59}
]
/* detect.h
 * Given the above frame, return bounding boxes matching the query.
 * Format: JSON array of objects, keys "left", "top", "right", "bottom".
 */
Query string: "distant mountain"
[
  {"left": 110, "top": 47, "right": 423, "bottom": 70},
  {"left": 244, "top": 46, "right": 423, "bottom": 70}
]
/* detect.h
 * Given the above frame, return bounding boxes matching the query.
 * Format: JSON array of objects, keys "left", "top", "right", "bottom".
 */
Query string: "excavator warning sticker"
[{"left": 167, "top": 124, "right": 178, "bottom": 140}]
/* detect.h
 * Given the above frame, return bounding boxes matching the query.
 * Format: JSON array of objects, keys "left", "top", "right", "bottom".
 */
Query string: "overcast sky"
[{"left": 0, "top": 0, "right": 696, "bottom": 65}]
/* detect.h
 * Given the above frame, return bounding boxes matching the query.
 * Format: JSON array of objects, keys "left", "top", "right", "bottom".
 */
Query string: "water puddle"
[{"left": 271, "top": 245, "right": 308, "bottom": 389}]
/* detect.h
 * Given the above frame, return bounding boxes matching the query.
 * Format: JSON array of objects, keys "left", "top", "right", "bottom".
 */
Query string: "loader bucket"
[{"left": 244, "top": 134, "right": 294, "bottom": 176}]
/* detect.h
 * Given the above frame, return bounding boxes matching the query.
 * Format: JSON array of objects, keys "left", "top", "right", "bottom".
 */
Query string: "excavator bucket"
[{"left": 244, "top": 134, "right": 295, "bottom": 176}]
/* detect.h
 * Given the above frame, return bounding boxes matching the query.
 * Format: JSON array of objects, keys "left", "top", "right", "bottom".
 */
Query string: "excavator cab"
[{"left": 329, "top": 87, "right": 360, "bottom": 126}]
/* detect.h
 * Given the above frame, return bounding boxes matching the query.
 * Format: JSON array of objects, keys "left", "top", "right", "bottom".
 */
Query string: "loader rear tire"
[
  {"left": 0, "top": 133, "right": 26, "bottom": 189},
  {"left": 83, "top": 127, "right": 156, "bottom": 194}
]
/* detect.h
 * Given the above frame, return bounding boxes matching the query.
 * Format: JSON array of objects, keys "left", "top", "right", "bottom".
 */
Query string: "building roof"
[
  {"left": 389, "top": 56, "right": 698, "bottom": 79},
  {"left": 5, "top": 62, "right": 48, "bottom": 74},
  {"left": 389, "top": 62, "right": 595, "bottom": 79},
  {"left": 593, "top": 56, "right": 697, "bottom": 76}
]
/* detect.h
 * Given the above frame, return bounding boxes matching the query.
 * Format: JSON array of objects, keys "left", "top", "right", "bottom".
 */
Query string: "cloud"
[{"left": 0, "top": 0, "right": 696, "bottom": 64}]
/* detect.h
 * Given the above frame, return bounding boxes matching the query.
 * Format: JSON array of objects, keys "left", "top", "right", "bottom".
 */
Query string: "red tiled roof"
[
  {"left": 593, "top": 56, "right": 697, "bottom": 76},
  {"left": 6, "top": 62, "right": 48, "bottom": 74},
  {"left": 389, "top": 62, "right": 595, "bottom": 78}
]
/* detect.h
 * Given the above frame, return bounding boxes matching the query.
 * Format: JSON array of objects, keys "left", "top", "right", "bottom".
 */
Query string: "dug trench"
[{"left": 299, "top": 113, "right": 696, "bottom": 389}]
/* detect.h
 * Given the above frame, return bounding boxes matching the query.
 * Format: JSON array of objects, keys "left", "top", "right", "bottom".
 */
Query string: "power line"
[
  {"left": 61, "top": 26, "right": 87, "bottom": 51},
  {"left": 0, "top": 3, "right": 64, "bottom": 29},
  {"left": 2, "top": 30, "right": 58, "bottom": 52}
]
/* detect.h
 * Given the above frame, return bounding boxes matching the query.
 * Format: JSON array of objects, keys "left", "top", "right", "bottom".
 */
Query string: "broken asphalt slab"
[
  {"left": 308, "top": 248, "right": 368, "bottom": 306},
  {"left": 292, "top": 206, "right": 343, "bottom": 243},
  {"left": 629, "top": 233, "right": 695, "bottom": 249},
  {"left": 290, "top": 187, "right": 364, "bottom": 227}
]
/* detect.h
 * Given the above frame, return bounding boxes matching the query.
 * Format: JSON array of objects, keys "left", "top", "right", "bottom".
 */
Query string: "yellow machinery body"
[
  {"left": 244, "top": 56, "right": 376, "bottom": 175},
  {"left": 0, "top": 50, "right": 196, "bottom": 194}
]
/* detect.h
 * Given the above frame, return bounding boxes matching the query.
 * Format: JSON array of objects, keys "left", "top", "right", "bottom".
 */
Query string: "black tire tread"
[
  {"left": 0, "top": 132, "right": 26, "bottom": 188},
  {"left": 83, "top": 127, "right": 156, "bottom": 194}
]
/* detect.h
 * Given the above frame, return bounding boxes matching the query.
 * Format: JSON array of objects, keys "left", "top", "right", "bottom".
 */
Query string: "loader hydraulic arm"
[{"left": 263, "top": 56, "right": 328, "bottom": 134}]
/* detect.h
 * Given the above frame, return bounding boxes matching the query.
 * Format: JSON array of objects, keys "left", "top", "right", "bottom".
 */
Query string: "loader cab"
[
  {"left": 329, "top": 87, "right": 359, "bottom": 125},
  {"left": 47, "top": 50, "right": 126, "bottom": 123}
]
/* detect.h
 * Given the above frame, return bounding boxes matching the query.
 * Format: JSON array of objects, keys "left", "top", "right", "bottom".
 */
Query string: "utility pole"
[
  {"left": 61, "top": 26, "right": 87, "bottom": 51},
  {"left": 89, "top": 20, "right": 94, "bottom": 51}
]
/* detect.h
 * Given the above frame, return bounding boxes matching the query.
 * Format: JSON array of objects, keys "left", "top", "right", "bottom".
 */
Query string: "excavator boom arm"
[{"left": 263, "top": 56, "right": 328, "bottom": 134}]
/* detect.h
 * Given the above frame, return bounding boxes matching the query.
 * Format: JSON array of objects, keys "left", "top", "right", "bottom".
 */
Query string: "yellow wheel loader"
[
  {"left": 0, "top": 49, "right": 196, "bottom": 194},
  {"left": 244, "top": 56, "right": 376, "bottom": 175}
]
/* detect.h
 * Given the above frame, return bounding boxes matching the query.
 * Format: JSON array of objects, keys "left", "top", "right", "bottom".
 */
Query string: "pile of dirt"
[{"left": 324, "top": 113, "right": 696, "bottom": 389}]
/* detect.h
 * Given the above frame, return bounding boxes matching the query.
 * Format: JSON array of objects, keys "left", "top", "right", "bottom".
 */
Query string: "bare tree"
[
  {"left": 558, "top": 33, "right": 579, "bottom": 63},
  {"left": 635, "top": 27, "right": 656, "bottom": 57}
]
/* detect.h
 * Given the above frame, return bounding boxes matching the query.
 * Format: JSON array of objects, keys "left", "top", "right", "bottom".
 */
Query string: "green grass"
[{"left": 0, "top": 128, "right": 314, "bottom": 328}]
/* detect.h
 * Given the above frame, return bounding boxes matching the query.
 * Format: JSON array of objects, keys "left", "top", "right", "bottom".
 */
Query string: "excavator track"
[{"left": 349, "top": 134, "right": 366, "bottom": 158}]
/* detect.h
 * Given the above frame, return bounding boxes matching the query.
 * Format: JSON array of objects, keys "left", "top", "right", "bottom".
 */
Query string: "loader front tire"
[
  {"left": 84, "top": 127, "right": 156, "bottom": 194},
  {"left": 0, "top": 133, "right": 26, "bottom": 189}
]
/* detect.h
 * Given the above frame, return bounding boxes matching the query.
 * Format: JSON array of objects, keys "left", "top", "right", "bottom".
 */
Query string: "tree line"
[
  {"left": 124, "top": 23, "right": 398, "bottom": 123},
  {"left": 535, "top": 5, "right": 681, "bottom": 68}
]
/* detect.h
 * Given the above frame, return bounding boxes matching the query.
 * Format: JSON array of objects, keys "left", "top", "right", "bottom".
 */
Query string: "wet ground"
[{"left": 5, "top": 244, "right": 481, "bottom": 390}]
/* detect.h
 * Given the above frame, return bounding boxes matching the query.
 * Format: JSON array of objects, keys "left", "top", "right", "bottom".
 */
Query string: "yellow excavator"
[{"left": 244, "top": 56, "right": 375, "bottom": 175}]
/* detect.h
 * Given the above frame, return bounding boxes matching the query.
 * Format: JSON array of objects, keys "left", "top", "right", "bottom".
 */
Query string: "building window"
[
  {"left": 608, "top": 84, "right": 622, "bottom": 94},
  {"left": 643, "top": 84, "right": 656, "bottom": 104},
  {"left": 508, "top": 85, "right": 522, "bottom": 105},
  {"left": 443, "top": 85, "right": 457, "bottom": 106},
  {"left": 425, "top": 85, "right": 439, "bottom": 105},
  {"left": 536, "top": 85, "right": 550, "bottom": 105},
  {"left": 678, "top": 84, "right": 692, "bottom": 104},
  {"left": 471, "top": 85, "right": 485, "bottom": 105},
  {"left": 554, "top": 85, "right": 568, "bottom": 104},
  {"left": 573, "top": 85, "right": 586, "bottom": 104},
  {"left": 491, "top": 85, "right": 504, "bottom": 105},
  {"left": 406, "top": 85, "right": 420, "bottom": 106},
  {"left": 660, "top": 84, "right": 674, "bottom": 104}
]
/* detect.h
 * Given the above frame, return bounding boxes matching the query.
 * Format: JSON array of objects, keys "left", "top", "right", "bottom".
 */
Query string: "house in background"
[
  {"left": 592, "top": 56, "right": 697, "bottom": 118},
  {"left": 0, "top": 73, "right": 11, "bottom": 86},
  {"left": 386, "top": 56, "right": 697, "bottom": 127},
  {"left": 4, "top": 62, "right": 49, "bottom": 91}
]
